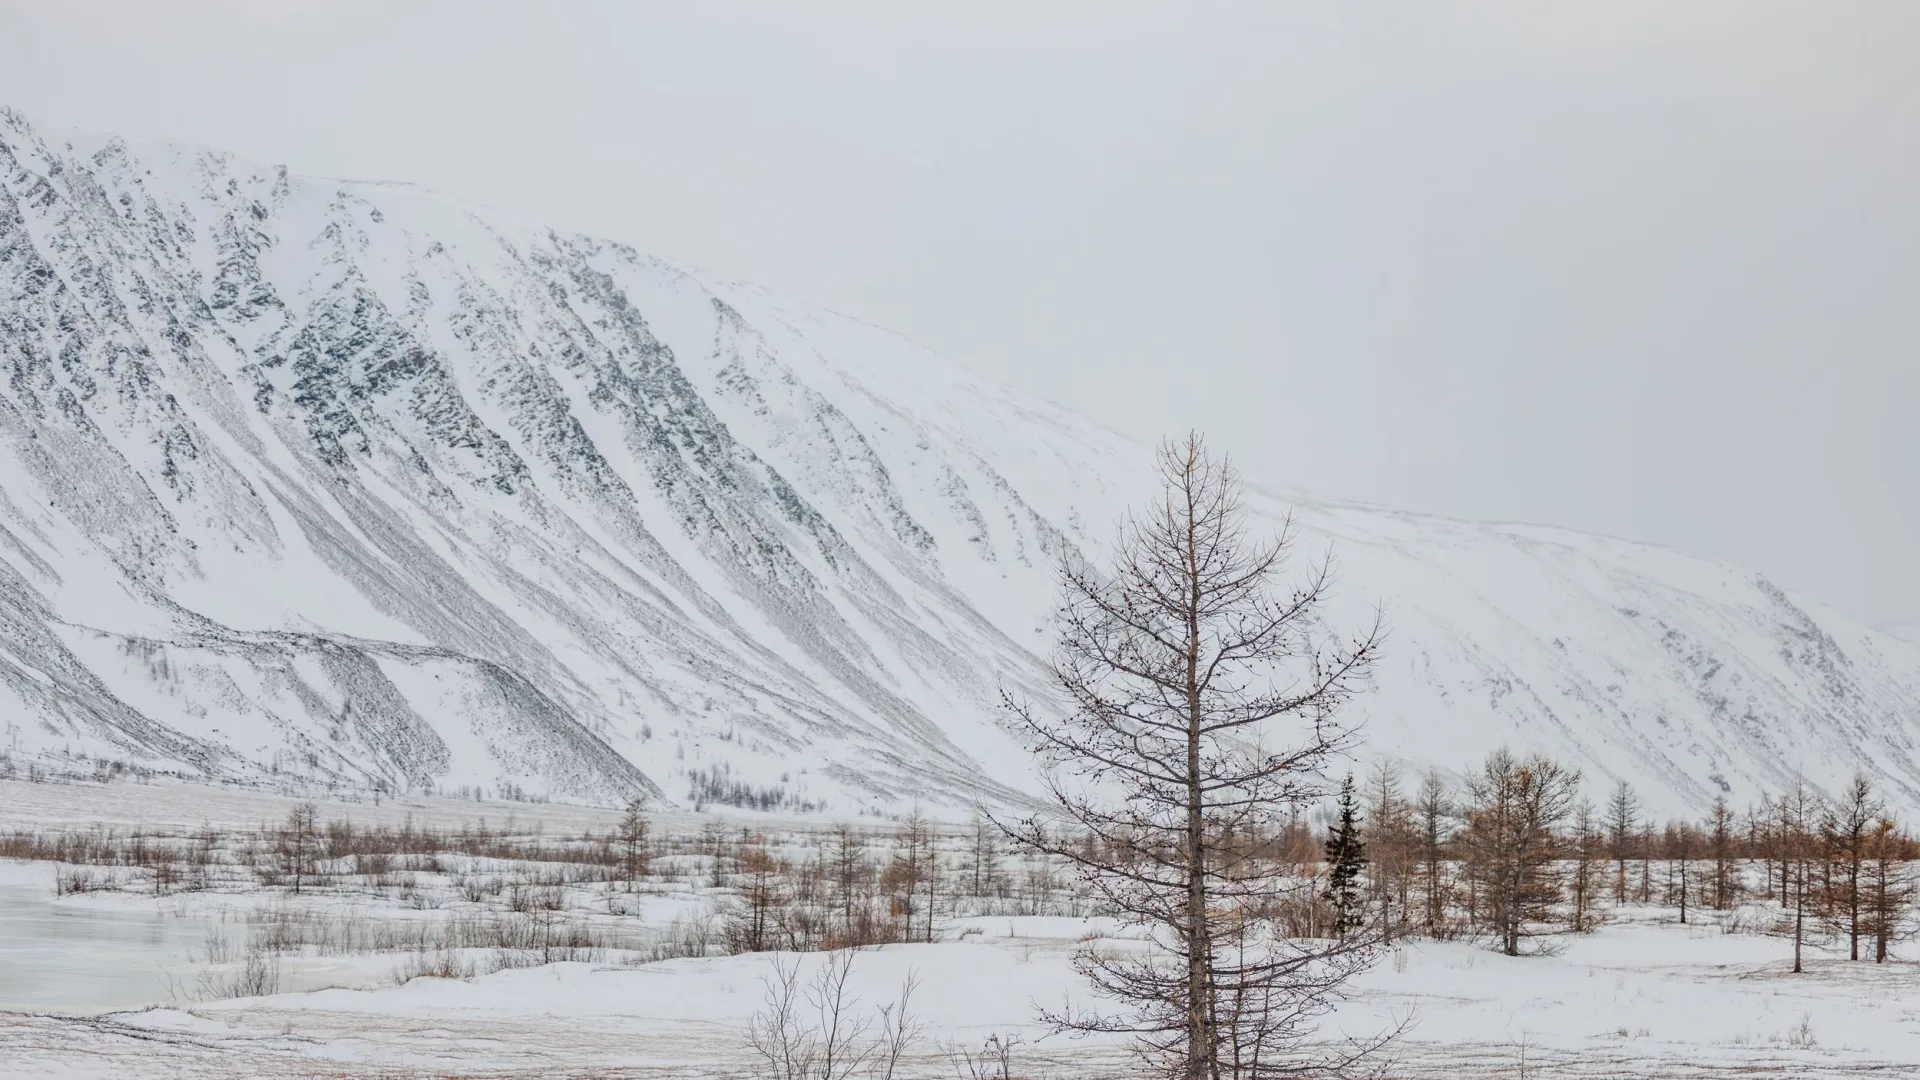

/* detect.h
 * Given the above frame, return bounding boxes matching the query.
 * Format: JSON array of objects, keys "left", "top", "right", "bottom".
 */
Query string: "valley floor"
[
  {"left": 8, "top": 917, "right": 1920, "bottom": 1078},
  {"left": 4, "top": 780, "right": 1920, "bottom": 1077}
]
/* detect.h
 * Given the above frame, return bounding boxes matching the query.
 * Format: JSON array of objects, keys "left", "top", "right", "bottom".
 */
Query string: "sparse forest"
[{"left": 5, "top": 758, "right": 1919, "bottom": 1077}]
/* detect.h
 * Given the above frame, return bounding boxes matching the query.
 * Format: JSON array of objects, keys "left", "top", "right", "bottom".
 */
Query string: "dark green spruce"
[{"left": 1324, "top": 773, "right": 1368, "bottom": 938}]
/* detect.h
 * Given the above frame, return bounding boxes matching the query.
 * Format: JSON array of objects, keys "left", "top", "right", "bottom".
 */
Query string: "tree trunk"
[
  {"left": 1793, "top": 862, "right": 1805, "bottom": 975},
  {"left": 1184, "top": 533, "right": 1211, "bottom": 1080},
  {"left": 1678, "top": 858, "right": 1687, "bottom": 925},
  {"left": 1849, "top": 858, "right": 1861, "bottom": 962}
]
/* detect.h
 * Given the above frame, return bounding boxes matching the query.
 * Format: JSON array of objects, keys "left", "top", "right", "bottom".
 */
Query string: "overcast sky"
[{"left": 3, "top": 1, "right": 1915, "bottom": 627}]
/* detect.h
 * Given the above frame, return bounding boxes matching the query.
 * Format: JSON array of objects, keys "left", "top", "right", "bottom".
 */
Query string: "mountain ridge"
[{"left": 3, "top": 106, "right": 1916, "bottom": 815}]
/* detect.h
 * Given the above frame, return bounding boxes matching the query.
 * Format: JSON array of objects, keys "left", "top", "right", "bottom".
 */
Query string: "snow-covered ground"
[
  {"left": 5, "top": 100, "right": 1920, "bottom": 1076},
  {"left": 7, "top": 904, "right": 1920, "bottom": 1077},
  {"left": 4, "top": 780, "right": 1920, "bottom": 1078}
]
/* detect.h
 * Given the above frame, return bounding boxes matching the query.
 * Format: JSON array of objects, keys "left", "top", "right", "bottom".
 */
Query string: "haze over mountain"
[{"left": 3, "top": 108, "right": 1917, "bottom": 815}]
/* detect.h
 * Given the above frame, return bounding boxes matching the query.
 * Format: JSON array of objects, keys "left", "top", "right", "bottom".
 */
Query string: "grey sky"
[{"left": 4, "top": 1, "right": 1915, "bottom": 627}]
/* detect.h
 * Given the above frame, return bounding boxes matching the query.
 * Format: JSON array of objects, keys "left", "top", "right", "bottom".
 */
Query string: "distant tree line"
[{"left": 1279, "top": 755, "right": 1919, "bottom": 968}]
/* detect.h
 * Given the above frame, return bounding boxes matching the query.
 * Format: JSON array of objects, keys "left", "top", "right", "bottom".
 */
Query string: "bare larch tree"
[
  {"left": 997, "top": 434, "right": 1388, "bottom": 1080},
  {"left": 617, "top": 794, "right": 651, "bottom": 891},
  {"left": 1864, "top": 815, "right": 1913, "bottom": 962},
  {"left": 1707, "top": 795, "right": 1737, "bottom": 910},
  {"left": 1824, "top": 772, "right": 1880, "bottom": 961},
  {"left": 1776, "top": 779, "right": 1823, "bottom": 974},
  {"left": 1460, "top": 749, "right": 1579, "bottom": 957},
  {"left": 1605, "top": 780, "right": 1639, "bottom": 904},
  {"left": 1414, "top": 769, "right": 1453, "bottom": 933}
]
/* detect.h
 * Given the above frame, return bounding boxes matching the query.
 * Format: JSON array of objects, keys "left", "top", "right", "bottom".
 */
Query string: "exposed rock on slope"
[{"left": 3, "top": 108, "right": 1916, "bottom": 813}]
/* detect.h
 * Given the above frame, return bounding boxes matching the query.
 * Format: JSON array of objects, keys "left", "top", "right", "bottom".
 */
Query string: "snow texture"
[
  {"left": 8, "top": 909, "right": 1920, "bottom": 1078},
  {"left": 3, "top": 107, "right": 1919, "bottom": 815}
]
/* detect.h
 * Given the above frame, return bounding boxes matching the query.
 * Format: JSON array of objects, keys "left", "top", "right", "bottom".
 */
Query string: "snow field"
[
  {"left": 4, "top": 781, "right": 1920, "bottom": 1077},
  {"left": 7, "top": 908, "right": 1920, "bottom": 1077}
]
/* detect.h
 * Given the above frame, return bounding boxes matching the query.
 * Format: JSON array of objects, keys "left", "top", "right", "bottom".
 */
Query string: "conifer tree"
[
  {"left": 1462, "top": 749, "right": 1579, "bottom": 956},
  {"left": 997, "top": 434, "right": 1388, "bottom": 1079},
  {"left": 1324, "top": 774, "right": 1368, "bottom": 939}
]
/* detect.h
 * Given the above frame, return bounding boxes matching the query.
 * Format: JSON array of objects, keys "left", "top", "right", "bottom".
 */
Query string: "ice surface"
[{"left": 6, "top": 907, "right": 1919, "bottom": 1078}]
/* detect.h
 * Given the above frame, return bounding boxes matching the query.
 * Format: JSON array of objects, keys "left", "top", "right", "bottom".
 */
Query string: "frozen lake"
[
  {"left": 0, "top": 861, "right": 473, "bottom": 1015},
  {"left": 0, "top": 867, "right": 220, "bottom": 1013}
]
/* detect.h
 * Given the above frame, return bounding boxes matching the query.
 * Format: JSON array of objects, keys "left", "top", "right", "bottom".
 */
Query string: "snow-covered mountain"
[
  {"left": 3, "top": 108, "right": 1917, "bottom": 816},
  {"left": 1881, "top": 619, "right": 1920, "bottom": 645}
]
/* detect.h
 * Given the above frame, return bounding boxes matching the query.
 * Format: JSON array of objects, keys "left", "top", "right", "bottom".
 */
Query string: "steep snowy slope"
[{"left": 2, "top": 108, "right": 1916, "bottom": 814}]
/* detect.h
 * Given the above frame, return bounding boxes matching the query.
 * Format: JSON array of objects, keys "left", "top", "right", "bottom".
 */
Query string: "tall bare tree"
[
  {"left": 616, "top": 794, "right": 651, "bottom": 891},
  {"left": 962, "top": 810, "right": 1004, "bottom": 904},
  {"left": 885, "top": 809, "right": 939, "bottom": 944},
  {"left": 1636, "top": 823, "right": 1657, "bottom": 903},
  {"left": 1706, "top": 796, "right": 1737, "bottom": 910},
  {"left": 276, "top": 802, "right": 321, "bottom": 895},
  {"left": 728, "top": 839, "right": 791, "bottom": 954},
  {"left": 1460, "top": 749, "right": 1580, "bottom": 957},
  {"left": 829, "top": 824, "right": 869, "bottom": 942},
  {"left": 1568, "top": 800, "right": 1601, "bottom": 933},
  {"left": 1662, "top": 821, "right": 1696, "bottom": 924},
  {"left": 1414, "top": 770, "right": 1453, "bottom": 933},
  {"left": 1605, "top": 781, "right": 1638, "bottom": 904},
  {"left": 1776, "top": 780, "right": 1823, "bottom": 974},
  {"left": 1823, "top": 773, "right": 1880, "bottom": 961},
  {"left": 1363, "top": 763, "right": 1412, "bottom": 945},
  {"left": 1864, "top": 815, "right": 1912, "bottom": 963},
  {"left": 998, "top": 434, "right": 1387, "bottom": 1080}
]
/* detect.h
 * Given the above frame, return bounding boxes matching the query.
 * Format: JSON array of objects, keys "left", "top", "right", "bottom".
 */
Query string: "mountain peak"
[{"left": 2, "top": 109, "right": 1917, "bottom": 815}]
